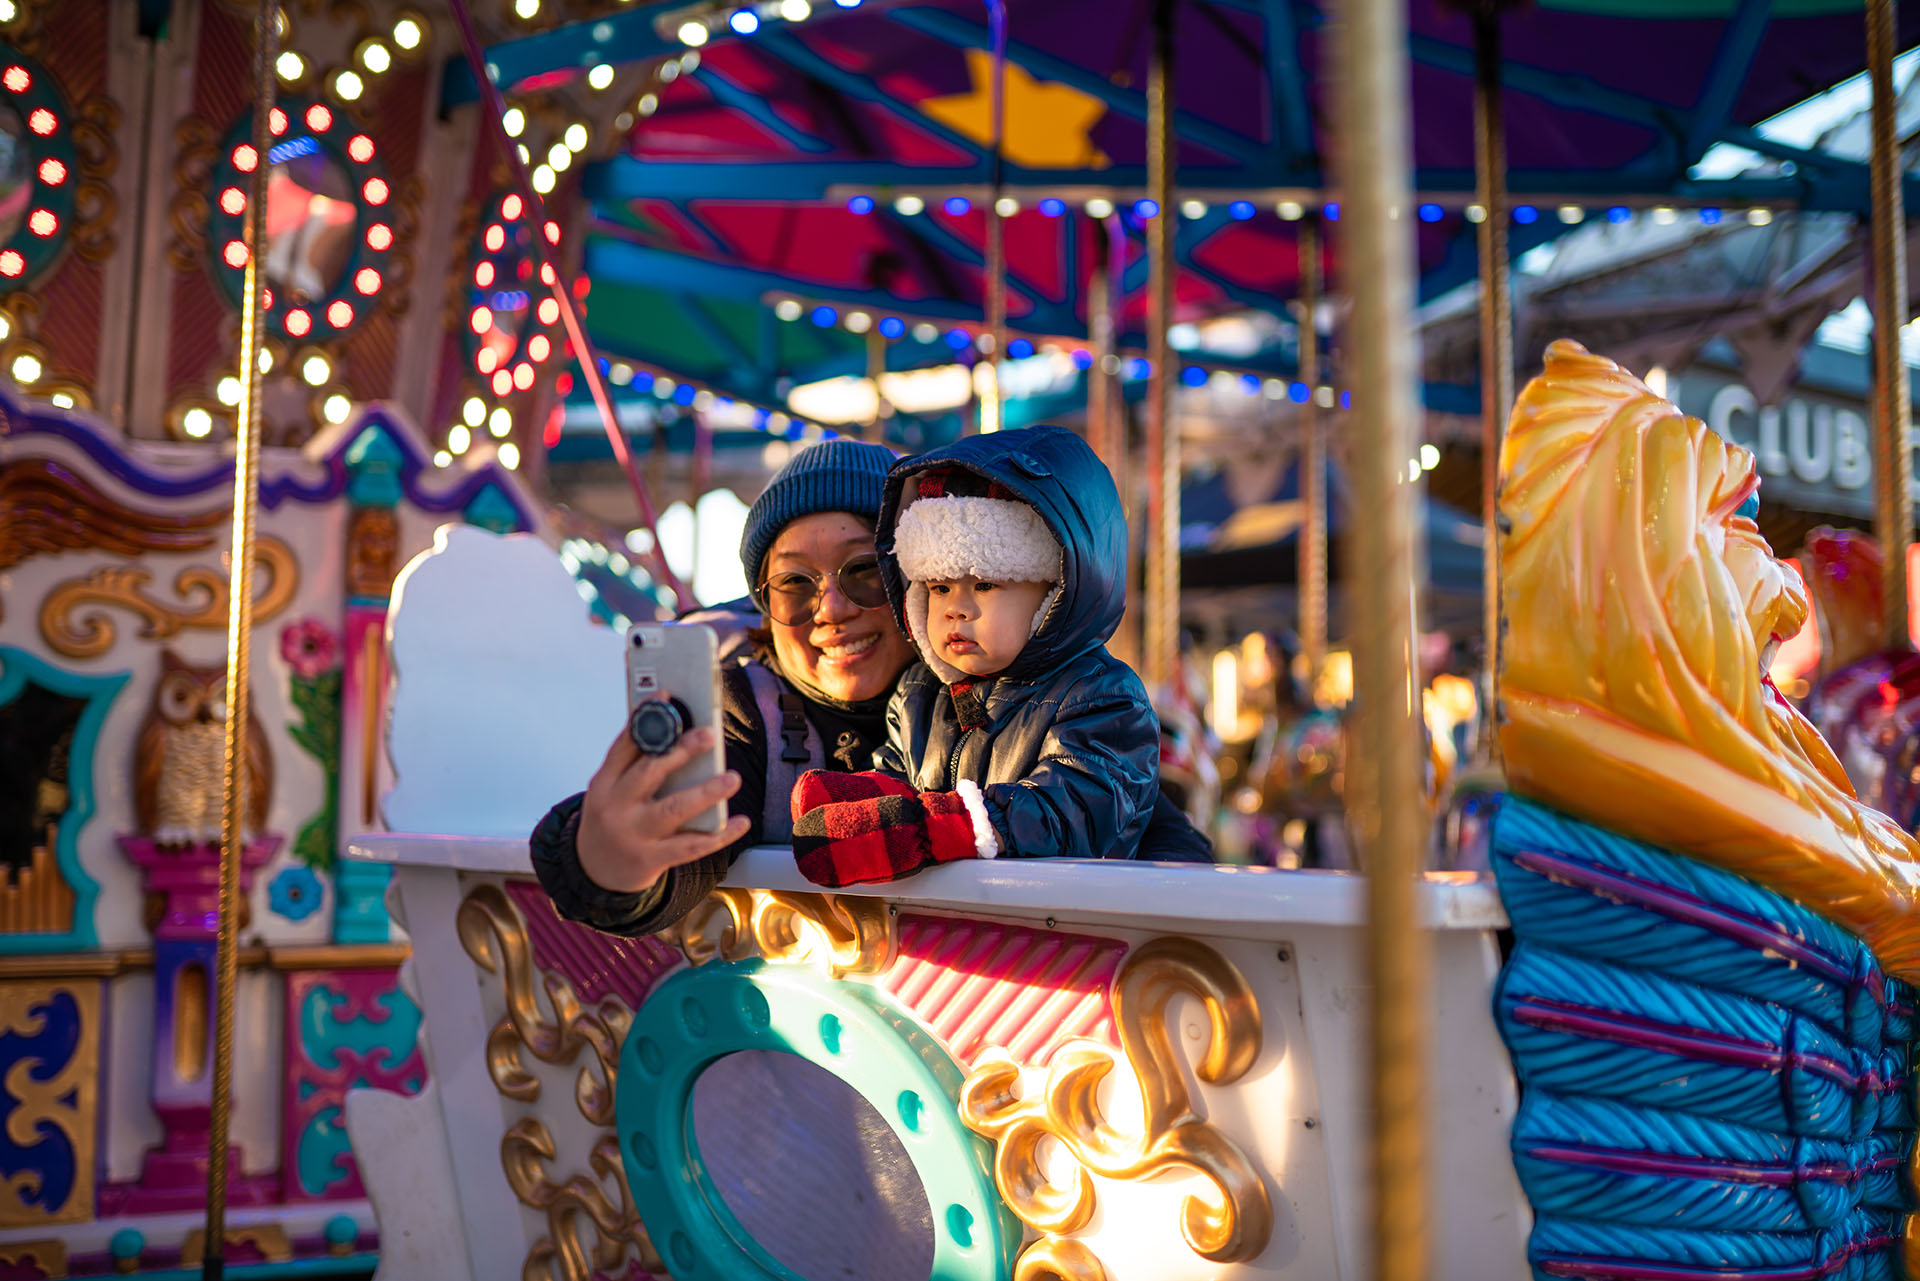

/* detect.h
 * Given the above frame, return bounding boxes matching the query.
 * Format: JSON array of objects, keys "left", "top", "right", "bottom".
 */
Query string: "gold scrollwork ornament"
[
  {"left": 38, "top": 535, "right": 299, "bottom": 659},
  {"left": 502, "top": 1121, "right": 661, "bottom": 1281},
  {"left": 961, "top": 936, "right": 1272, "bottom": 1275},
  {"left": 665, "top": 887, "right": 894, "bottom": 978}
]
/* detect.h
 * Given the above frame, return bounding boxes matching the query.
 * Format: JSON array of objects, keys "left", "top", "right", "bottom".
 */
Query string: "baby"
[{"left": 790, "top": 423, "right": 1163, "bottom": 886}]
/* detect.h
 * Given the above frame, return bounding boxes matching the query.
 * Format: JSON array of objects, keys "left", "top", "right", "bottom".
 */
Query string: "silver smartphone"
[{"left": 625, "top": 621, "right": 726, "bottom": 833}]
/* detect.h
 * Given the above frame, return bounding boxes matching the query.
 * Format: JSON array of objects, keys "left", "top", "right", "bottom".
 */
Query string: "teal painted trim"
[
  {"left": 344, "top": 425, "right": 406, "bottom": 508},
  {"left": 301, "top": 986, "right": 423, "bottom": 1071},
  {"left": 618, "top": 959, "right": 1018, "bottom": 1281},
  {"left": 69, "top": 1253, "right": 378, "bottom": 1280},
  {"left": 0, "top": 649, "right": 126, "bottom": 953},
  {"left": 463, "top": 484, "right": 520, "bottom": 533},
  {"left": 295, "top": 1103, "right": 352, "bottom": 1198},
  {"left": 330, "top": 860, "right": 392, "bottom": 943}
]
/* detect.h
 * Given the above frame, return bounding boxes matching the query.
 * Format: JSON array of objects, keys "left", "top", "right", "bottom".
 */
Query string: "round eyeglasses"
[{"left": 754, "top": 555, "right": 889, "bottom": 625}]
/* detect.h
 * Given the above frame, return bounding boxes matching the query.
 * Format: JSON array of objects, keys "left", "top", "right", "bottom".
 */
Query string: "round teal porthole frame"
[{"left": 616, "top": 958, "right": 1018, "bottom": 1281}]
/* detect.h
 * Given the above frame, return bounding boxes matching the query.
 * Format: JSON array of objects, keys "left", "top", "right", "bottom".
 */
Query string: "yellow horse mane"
[{"left": 1499, "top": 340, "right": 1920, "bottom": 980}]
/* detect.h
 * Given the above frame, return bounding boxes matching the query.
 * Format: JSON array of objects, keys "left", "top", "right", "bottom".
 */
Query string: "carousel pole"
[
  {"left": 1087, "top": 214, "right": 1115, "bottom": 466},
  {"left": 1143, "top": 0, "right": 1179, "bottom": 692},
  {"left": 203, "top": 3, "right": 275, "bottom": 1276},
  {"left": 1867, "top": 0, "right": 1911, "bottom": 648},
  {"left": 980, "top": 0, "right": 1009, "bottom": 432},
  {"left": 865, "top": 328, "right": 892, "bottom": 445},
  {"left": 1298, "top": 215, "right": 1327, "bottom": 690},
  {"left": 1470, "top": 0, "right": 1513, "bottom": 762},
  {"left": 1336, "top": 0, "right": 1431, "bottom": 1275}
]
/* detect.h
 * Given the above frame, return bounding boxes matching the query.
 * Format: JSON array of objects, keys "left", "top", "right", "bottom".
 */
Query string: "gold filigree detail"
[
  {"left": 502, "top": 1121, "right": 661, "bottom": 1281},
  {"left": 1015, "top": 1237, "right": 1108, "bottom": 1281},
  {"left": 166, "top": 116, "right": 218, "bottom": 272},
  {"left": 457, "top": 884, "right": 658, "bottom": 1281},
  {"left": 0, "top": 980, "right": 99, "bottom": 1227},
  {"left": 0, "top": 1239, "right": 65, "bottom": 1276},
  {"left": 38, "top": 535, "right": 298, "bottom": 659},
  {"left": 961, "top": 936, "right": 1271, "bottom": 1271},
  {"left": 180, "top": 1225, "right": 292, "bottom": 1265},
  {"left": 0, "top": 457, "right": 227, "bottom": 571},
  {"left": 665, "top": 887, "right": 894, "bottom": 978},
  {"left": 68, "top": 92, "right": 118, "bottom": 264}
]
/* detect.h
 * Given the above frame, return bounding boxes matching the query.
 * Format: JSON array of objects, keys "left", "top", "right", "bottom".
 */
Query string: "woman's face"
[{"left": 762, "top": 512, "right": 917, "bottom": 703}]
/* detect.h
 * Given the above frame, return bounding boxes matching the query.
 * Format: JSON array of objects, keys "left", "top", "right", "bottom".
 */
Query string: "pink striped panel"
[
  {"left": 875, "top": 915, "right": 1128, "bottom": 1067},
  {"left": 505, "top": 880, "right": 682, "bottom": 1011}
]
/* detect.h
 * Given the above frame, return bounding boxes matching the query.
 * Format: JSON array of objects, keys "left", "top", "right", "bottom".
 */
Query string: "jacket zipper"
[{"left": 948, "top": 727, "right": 973, "bottom": 787}]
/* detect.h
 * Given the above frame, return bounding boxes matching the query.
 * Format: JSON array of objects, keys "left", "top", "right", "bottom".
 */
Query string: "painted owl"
[{"left": 133, "top": 649, "right": 273, "bottom": 845}]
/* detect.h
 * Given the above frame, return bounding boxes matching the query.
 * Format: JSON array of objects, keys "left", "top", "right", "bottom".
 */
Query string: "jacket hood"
[{"left": 877, "top": 425, "right": 1126, "bottom": 684}]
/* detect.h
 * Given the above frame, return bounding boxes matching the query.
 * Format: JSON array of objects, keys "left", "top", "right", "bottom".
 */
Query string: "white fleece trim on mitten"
[
  {"left": 894, "top": 494, "right": 1060, "bottom": 586},
  {"left": 954, "top": 778, "right": 1000, "bottom": 859}
]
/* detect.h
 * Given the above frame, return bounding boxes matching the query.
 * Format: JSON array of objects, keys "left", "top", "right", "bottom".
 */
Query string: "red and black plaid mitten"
[
  {"left": 791, "top": 769, "right": 918, "bottom": 820},
  {"left": 792, "top": 787, "right": 991, "bottom": 887}
]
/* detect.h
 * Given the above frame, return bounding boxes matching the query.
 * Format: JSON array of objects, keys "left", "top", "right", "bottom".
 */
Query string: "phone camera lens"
[{"left": 629, "top": 697, "right": 692, "bottom": 755}]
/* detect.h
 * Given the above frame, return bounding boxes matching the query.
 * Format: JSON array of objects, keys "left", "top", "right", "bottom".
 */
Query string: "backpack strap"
[{"left": 742, "top": 660, "right": 822, "bottom": 844}]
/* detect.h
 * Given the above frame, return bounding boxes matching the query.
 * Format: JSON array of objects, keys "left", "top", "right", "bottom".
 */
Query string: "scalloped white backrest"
[{"left": 382, "top": 523, "right": 625, "bottom": 837}]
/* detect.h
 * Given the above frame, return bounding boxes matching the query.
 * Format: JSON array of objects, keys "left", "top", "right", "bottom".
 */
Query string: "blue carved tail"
[{"left": 1491, "top": 795, "right": 1916, "bottom": 1281}]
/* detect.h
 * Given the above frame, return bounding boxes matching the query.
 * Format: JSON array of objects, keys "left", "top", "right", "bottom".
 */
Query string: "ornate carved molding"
[
  {"left": 38, "top": 535, "right": 299, "bottom": 659},
  {"left": 665, "top": 887, "right": 895, "bottom": 978},
  {"left": 166, "top": 116, "right": 217, "bottom": 273},
  {"left": 457, "top": 883, "right": 659, "bottom": 1281},
  {"left": 69, "top": 91, "right": 118, "bottom": 264},
  {"left": 960, "top": 936, "right": 1272, "bottom": 1274},
  {"left": 501, "top": 1122, "right": 662, "bottom": 1281},
  {"left": 0, "top": 457, "right": 227, "bottom": 572}
]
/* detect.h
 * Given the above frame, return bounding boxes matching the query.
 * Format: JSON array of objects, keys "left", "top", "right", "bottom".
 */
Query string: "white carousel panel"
[
  {"left": 343, "top": 1081, "right": 471, "bottom": 1281},
  {"left": 382, "top": 523, "right": 625, "bottom": 840}
]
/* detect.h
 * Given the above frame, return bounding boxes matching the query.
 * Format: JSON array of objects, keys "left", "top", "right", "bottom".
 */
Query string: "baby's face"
[{"left": 924, "top": 576, "right": 1051, "bottom": 677}]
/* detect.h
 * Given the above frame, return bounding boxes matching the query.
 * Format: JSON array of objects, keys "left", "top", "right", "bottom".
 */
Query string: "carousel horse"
[
  {"left": 1801, "top": 526, "right": 1920, "bottom": 835},
  {"left": 1490, "top": 340, "right": 1920, "bottom": 1280}
]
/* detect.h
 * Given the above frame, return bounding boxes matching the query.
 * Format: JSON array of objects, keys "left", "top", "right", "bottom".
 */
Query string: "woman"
[
  {"left": 532, "top": 436, "right": 1210, "bottom": 938},
  {"left": 531, "top": 439, "right": 915, "bottom": 935}
]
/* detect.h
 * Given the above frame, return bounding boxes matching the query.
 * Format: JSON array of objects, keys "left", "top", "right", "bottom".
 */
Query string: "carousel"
[{"left": 4, "top": 1, "right": 1920, "bottom": 1279}]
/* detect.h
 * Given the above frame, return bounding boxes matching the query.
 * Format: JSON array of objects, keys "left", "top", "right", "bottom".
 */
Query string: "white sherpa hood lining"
[{"left": 892, "top": 493, "right": 1064, "bottom": 683}]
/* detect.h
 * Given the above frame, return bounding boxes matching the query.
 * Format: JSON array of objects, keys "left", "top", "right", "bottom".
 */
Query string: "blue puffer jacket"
[{"left": 873, "top": 424, "right": 1207, "bottom": 862}]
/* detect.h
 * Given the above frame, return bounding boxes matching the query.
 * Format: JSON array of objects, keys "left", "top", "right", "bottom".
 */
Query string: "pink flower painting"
[{"left": 280, "top": 619, "right": 341, "bottom": 679}]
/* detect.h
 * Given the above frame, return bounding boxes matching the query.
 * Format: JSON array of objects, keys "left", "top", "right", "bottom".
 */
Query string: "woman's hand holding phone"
[{"left": 576, "top": 727, "right": 751, "bottom": 894}]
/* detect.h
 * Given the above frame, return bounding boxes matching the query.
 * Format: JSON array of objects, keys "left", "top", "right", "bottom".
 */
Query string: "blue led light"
[
  {"left": 810, "top": 306, "right": 837, "bottom": 327},
  {"left": 785, "top": 422, "right": 806, "bottom": 440},
  {"left": 1239, "top": 374, "right": 1260, "bottom": 393},
  {"left": 1325, "top": 202, "right": 1340, "bottom": 221},
  {"left": 488, "top": 290, "right": 531, "bottom": 311},
  {"left": 1180, "top": 365, "right": 1207, "bottom": 387},
  {"left": 633, "top": 371, "right": 655, "bottom": 391},
  {"left": 1126, "top": 358, "right": 1150, "bottom": 379},
  {"left": 1513, "top": 205, "right": 1538, "bottom": 224},
  {"left": 1339, "top": 390, "right": 1352, "bottom": 410},
  {"left": 1289, "top": 382, "right": 1310, "bottom": 404},
  {"left": 728, "top": 9, "right": 759, "bottom": 34},
  {"left": 1607, "top": 206, "right": 1631, "bottom": 223},
  {"left": 1072, "top": 349, "right": 1092, "bottom": 369},
  {"left": 847, "top": 195, "right": 875, "bottom": 215},
  {"left": 945, "top": 329, "right": 972, "bottom": 350},
  {"left": 1699, "top": 207, "right": 1722, "bottom": 224},
  {"left": 1134, "top": 199, "right": 1160, "bottom": 219},
  {"left": 1007, "top": 338, "right": 1033, "bottom": 359},
  {"left": 1039, "top": 198, "right": 1065, "bottom": 217},
  {"left": 878, "top": 316, "right": 905, "bottom": 339},
  {"left": 1229, "top": 201, "right": 1255, "bottom": 220},
  {"left": 1418, "top": 203, "right": 1443, "bottom": 222},
  {"left": 267, "top": 135, "right": 319, "bottom": 165},
  {"left": 674, "top": 384, "right": 696, "bottom": 405},
  {"left": 753, "top": 407, "right": 770, "bottom": 427},
  {"left": 944, "top": 196, "right": 970, "bottom": 216}
]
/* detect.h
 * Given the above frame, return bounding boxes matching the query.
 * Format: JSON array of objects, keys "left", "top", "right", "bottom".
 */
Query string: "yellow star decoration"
[{"left": 918, "top": 49, "right": 1110, "bottom": 169}]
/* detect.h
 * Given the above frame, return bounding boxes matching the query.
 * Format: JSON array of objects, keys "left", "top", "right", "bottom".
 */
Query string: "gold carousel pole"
[
  {"left": 1087, "top": 213, "right": 1115, "bottom": 466},
  {"left": 1298, "top": 215, "right": 1327, "bottom": 689},
  {"left": 980, "top": 0, "right": 1009, "bottom": 432},
  {"left": 1337, "top": 0, "right": 1430, "bottom": 1275},
  {"left": 203, "top": 2, "right": 275, "bottom": 1276},
  {"left": 1143, "top": 0, "right": 1179, "bottom": 692},
  {"left": 1868, "top": 0, "right": 1911, "bottom": 649},
  {"left": 1471, "top": 1, "right": 1513, "bottom": 760}
]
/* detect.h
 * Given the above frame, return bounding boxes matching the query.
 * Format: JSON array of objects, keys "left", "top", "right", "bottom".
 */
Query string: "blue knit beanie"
[{"left": 739, "top": 438, "right": 896, "bottom": 586}]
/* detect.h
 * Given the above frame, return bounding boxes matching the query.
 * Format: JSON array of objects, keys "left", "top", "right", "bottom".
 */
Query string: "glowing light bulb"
[
  {"left": 503, "top": 107, "right": 525, "bottom": 137},
  {"left": 677, "top": 20, "right": 708, "bottom": 46},
  {"left": 302, "top": 355, "right": 330, "bottom": 386},
  {"left": 183, "top": 407, "right": 212, "bottom": 437},
  {"left": 324, "top": 394, "right": 352, "bottom": 423},
  {"left": 275, "top": 51, "right": 304, "bottom": 81},
  {"left": 587, "top": 63, "right": 613, "bottom": 91},
  {"left": 499, "top": 442, "right": 521, "bottom": 469}
]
